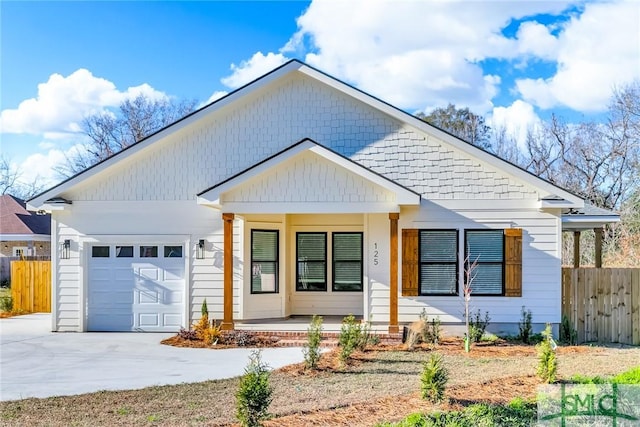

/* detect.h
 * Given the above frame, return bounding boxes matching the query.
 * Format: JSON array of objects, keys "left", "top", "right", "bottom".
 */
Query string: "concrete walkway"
[{"left": 0, "top": 314, "right": 304, "bottom": 402}]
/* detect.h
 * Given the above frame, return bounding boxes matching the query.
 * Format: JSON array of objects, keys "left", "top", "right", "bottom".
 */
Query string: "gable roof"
[
  {"left": 29, "top": 59, "right": 584, "bottom": 209},
  {"left": 197, "top": 138, "right": 421, "bottom": 211},
  {"left": 0, "top": 195, "right": 51, "bottom": 236}
]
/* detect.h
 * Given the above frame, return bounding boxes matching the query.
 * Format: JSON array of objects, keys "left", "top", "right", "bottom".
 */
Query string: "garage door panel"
[
  {"left": 88, "top": 243, "right": 185, "bottom": 332},
  {"left": 89, "top": 314, "right": 134, "bottom": 331},
  {"left": 138, "top": 313, "right": 160, "bottom": 327}
]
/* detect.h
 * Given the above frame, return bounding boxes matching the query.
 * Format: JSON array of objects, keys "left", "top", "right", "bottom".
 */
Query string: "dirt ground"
[{"left": 1, "top": 339, "right": 638, "bottom": 426}]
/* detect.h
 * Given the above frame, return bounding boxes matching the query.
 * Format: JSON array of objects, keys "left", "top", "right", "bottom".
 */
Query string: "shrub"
[
  {"left": 517, "top": 306, "right": 533, "bottom": 344},
  {"left": 420, "top": 353, "right": 449, "bottom": 403},
  {"left": 0, "top": 295, "right": 13, "bottom": 313},
  {"left": 236, "top": 350, "right": 272, "bottom": 427},
  {"left": 303, "top": 315, "right": 323, "bottom": 370},
  {"left": 559, "top": 315, "right": 577, "bottom": 345},
  {"left": 468, "top": 310, "right": 490, "bottom": 343},
  {"left": 224, "top": 330, "right": 255, "bottom": 347},
  {"left": 536, "top": 323, "right": 557, "bottom": 383},
  {"left": 419, "top": 309, "right": 441, "bottom": 345},
  {"left": 193, "top": 299, "right": 221, "bottom": 344},
  {"left": 178, "top": 327, "right": 198, "bottom": 340},
  {"left": 201, "top": 298, "right": 208, "bottom": 317},
  {"left": 338, "top": 314, "right": 372, "bottom": 364},
  {"left": 612, "top": 366, "right": 640, "bottom": 384}
]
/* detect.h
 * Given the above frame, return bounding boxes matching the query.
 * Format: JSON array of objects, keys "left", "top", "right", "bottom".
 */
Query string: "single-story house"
[
  {"left": 1, "top": 194, "right": 51, "bottom": 258},
  {"left": 28, "top": 60, "right": 617, "bottom": 334}
]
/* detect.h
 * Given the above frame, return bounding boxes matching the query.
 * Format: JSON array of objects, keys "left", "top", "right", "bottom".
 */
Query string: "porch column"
[
  {"left": 573, "top": 231, "right": 581, "bottom": 268},
  {"left": 389, "top": 213, "right": 399, "bottom": 334},
  {"left": 594, "top": 227, "right": 603, "bottom": 268},
  {"left": 221, "top": 213, "right": 235, "bottom": 330}
]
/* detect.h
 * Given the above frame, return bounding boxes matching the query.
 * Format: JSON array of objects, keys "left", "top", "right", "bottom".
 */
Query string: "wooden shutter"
[
  {"left": 504, "top": 228, "right": 522, "bottom": 297},
  {"left": 402, "top": 229, "right": 419, "bottom": 296}
]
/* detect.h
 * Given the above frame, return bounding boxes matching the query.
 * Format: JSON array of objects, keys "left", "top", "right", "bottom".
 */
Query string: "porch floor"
[{"left": 236, "top": 315, "right": 391, "bottom": 333}]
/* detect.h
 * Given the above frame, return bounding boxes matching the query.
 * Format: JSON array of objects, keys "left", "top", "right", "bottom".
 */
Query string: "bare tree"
[
  {"left": 0, "top": 156, "right": 45, "bottom": 200},
  {"left": 417, "top": 104, "right": 492, "bottom": 150},
  {"left": 56, "top": 94, "right": 197, "bottom": 177}
]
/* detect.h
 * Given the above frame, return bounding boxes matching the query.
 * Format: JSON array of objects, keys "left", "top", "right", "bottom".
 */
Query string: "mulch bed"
[{"left": 262, "top": 375, "right": 540, "bottom": 426}]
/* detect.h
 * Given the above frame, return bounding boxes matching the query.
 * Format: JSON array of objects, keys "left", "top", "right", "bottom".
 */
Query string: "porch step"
[{"left": 244, "top": 331, "right": 402, "bottom": 347}]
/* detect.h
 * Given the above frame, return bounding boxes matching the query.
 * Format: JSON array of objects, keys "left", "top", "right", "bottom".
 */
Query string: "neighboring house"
[
  {"left": 28, "top": 60, "right": 618, "bottom": 333},
  {"left": 1, "top": 194, "right": 51, "bottom": 258},
  {"left": 0, "top": 194, "right": 51, "bottom": 283}
]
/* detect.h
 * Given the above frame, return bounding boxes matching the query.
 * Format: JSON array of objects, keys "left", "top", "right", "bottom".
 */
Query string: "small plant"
[
  {"left": 536, "top": 323, "right": 557, "bottom": 383},
  {"left": 518, "top": 306, "right": 533, "bottom": 344},
  {"left": 421, "top": 353, "right": 449, "bottom": 403},
  {"left": 0, "top": 295, "right": 13, "bottom": 313},
  {"left": 225, "top": 330, "right": 255, "bottom": 347},
  {"left": 559, "top": 315, "right": 577, "bottom": 345},
  {"left": 468, "top": 309, "right": 491, "bottom": 343},
  {"left": 178, "top": 327, "right": 198, "bottom": 340},
  {"left": 303, "top": 315, "right": 323, "bottom": 370},
  {"left": 201, "top": 298, "right": 208, "bottom": 317},
  {"left": 419, "top": 309, "right": 441, "bottom": 345},
  {"left": 236, "top": 350, "right": 273, "bottom": 427},
  {"left": 338, "top": 314, "right": 365, "bottom": 365}
]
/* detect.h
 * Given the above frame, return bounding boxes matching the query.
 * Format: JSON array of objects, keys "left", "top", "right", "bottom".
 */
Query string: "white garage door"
[{"left": 87, "top": 243, "right": 185, "bottom": 332}]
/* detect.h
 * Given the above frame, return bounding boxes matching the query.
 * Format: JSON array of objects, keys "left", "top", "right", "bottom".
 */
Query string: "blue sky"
[{"left": 1, "top": 0, "right": 638, "bottom": 188}]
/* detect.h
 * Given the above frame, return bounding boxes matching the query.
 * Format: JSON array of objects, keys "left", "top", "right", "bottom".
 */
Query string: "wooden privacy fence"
[
  {"left": 562, "top": 268, "right": 640, "bottom": 345},
  {"left": 10, "top": 260, "right": 51, "bottom": 313}
]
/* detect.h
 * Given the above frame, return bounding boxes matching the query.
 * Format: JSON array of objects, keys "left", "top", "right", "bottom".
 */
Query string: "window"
[
  {"left": 164, "top": 246, "right": 183, "bottom": 258},
  {"left": 92, "top": 246, "right": 110, "bottom": 258},
  {"left": 332, "top": 232, "right": 363, "bottom": 291},
  {"left": 465, "top": 230, "right": 504, "bottom": 295},
  {"left": 296, "top": 232, "right": 326, "bottom": 291},
  {"left": 116, "top": 246, "right": 133, "bottom": 258},
  {"left": 140, "top": 246, "right": 158, "bottom": 258},
  {"left": 419, "top": 230, "right": 458, "bottom": 295},
  {"left": 251, "top": 230, "right": 278, "bottom": 294},
  {"left": 12, "top": 247, "right": 28, "bottom": 257}
]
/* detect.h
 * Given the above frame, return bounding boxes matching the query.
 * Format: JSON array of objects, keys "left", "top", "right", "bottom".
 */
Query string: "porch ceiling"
[{"left": 197, "top": 138, "right": 420, "bottom": 214}]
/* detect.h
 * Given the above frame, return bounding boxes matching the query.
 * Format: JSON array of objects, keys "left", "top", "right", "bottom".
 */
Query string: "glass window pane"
[
  {"left": 333, "top": 233, "right": 362, "bottom": 261},
  {"left": 251, "top": 261, "right": 277, "bottom": 293},
  {"left": 116, "top": 246, "right": 133, "bottom": 258},
  {"left": 420, "top": 264, "right": 457, "bottom": 294},
  {"left": 421, "top": 231, "right": 457, "bottom": 262},
  {"left": 92, "top": 246, "right": 110, "bottom": 258},
  {"left": 466, "top": 231, "right": 503, "bottom": 262},
  {"left": 297, "top": 261, "right": 326, "bottom": 290},
  {"left": 140, "top": 246, "right": 158, "bottom": 258},
  {"left": 251, "top": 230, "right": 278, "bottom": 293},
  {"left": 334, "top": 261, "right": 362, "bottom": 291},
  {"left": 470, "top": 264, "right": 503, "bottom": 294},
  {"left": 164, "top": 246, "right": 182, "bottom": 258},
  {"left": 252, "top": 231, "right": 277, "bottom": 261},
  {"left": 297, "top": 233, "right": 326, "bottom": 261}
]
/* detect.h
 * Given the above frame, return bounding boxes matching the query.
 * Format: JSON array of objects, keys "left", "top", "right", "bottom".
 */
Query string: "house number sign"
[{"left": 373, "top": 243, "right": 379, "bottom": 265}]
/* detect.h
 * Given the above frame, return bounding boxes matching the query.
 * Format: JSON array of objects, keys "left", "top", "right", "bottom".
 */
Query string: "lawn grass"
[{"left": 0, "top": 342, "right": 638, "bottom": 426}]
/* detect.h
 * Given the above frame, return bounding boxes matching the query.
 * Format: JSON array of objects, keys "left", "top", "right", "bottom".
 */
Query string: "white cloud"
[
  {"left": 221, "top": 52, "right": 289, "bottom": 89},
  {"left": 18, "top": 143, "right": 88, "bottom": 188},
  {"left": 515, "top": 21, "right": 558, "bottom": 60},
  {"left": 222, "top": 0, "right": 575, "bottom": 114},
  {"left": 0, "top": 69, "right": 168, "bottom": 135},
  {"left": 489, "top": 100, "right": 541, "bottom": 149},
  {"left": 517, "top": 1, "right": 640, "bottom": 112},
  {"left": 199, "top": 90, "right": 228, "bottom": 108}
]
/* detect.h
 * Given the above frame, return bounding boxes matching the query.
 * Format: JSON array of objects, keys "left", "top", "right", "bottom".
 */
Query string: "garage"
[{"left": 87, "top": 243, "right": 185, "bottom": 332}]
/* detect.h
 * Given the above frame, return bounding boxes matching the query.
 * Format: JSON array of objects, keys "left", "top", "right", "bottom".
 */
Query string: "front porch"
[{"left": 196, "top": 139, "right": 421, "bottom": 333}]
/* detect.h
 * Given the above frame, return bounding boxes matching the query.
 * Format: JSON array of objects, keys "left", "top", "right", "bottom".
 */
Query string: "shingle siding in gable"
[{"left": 67, "top": 74, "right": 539, "bottom": 202}]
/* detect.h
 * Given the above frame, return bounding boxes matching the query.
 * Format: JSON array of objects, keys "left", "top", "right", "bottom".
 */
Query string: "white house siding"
[
  {"left": 52, "top": 70, "right": 566, "bottom": 330},
  {"left": 50, "top": 201, "right": 240, "bottom": 331},
  {"left": 63, "top": 73, "right": 549, "bottom": 206},
  {"left": 366, "top": 200, "right": 563, "bottom": 328},
  {"left": 223, "top": 151, "right": 396, "bottom": 205}
]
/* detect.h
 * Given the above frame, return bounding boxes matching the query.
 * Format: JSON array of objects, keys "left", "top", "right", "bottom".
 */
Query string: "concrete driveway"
[{"left": 0, "top": 314, "right": 304, "bottom": 402}]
